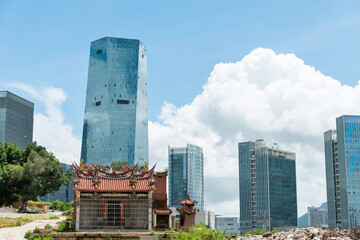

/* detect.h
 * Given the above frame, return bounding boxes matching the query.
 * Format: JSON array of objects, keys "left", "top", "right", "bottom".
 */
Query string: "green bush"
[
  {"left": 150, "top": 230, "right": 155, "bottom": 235},
  {"left": 104, "top": 235, "right": 112, "bottom": 240},
  {"left": 34, "top": 227, "right": 41, "bottom": 233},
  {"left": 48, "top": 216, "right": 59, "bottom": 220},
  {"left": 24, "top": 230, "right": 32, "bottom": 238},
  {"left": 44, "top": 224, "right": 52, "bottom": 229},
  {"left": 65, "top": 215, "right": 72, "bottom": 221},
  {"left": 58, "top": 220, "right": 69, "bottom": 232},
  {"left": 42, "top": 237, "right": 54, "bottom": 240},
  {"left": 271, "top": 228, "right": 279, "bottom": 234},
  {"left": 194, "top": 222, "right": 207, "bottom": 229},
  {"left": 172, "top": 225, "right": 227, "bottom": 240},
  {"left": 29, "top": 200, "right": 52, "bottom": 206},
  {"left": 28, "top": 233, "right": 41, "bottom": 240},
  {"left": 50, "top": 200, "right": 73, "bottom": 212}
]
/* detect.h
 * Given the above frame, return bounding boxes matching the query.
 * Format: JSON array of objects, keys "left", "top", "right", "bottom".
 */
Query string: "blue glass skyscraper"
[
  {"left": 81, "top": 37, "right": 148, "bottom": 166},
  {"left": 168, "top": 144, "right": 204, "bottom": 210},
  {"left": 324, "top": 115, "right": 360, "bottom": 229},
  {"left": 239, "top": 140, "right": 297, "bottom": 233}
]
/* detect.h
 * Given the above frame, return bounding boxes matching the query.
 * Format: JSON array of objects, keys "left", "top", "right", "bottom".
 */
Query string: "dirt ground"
[{"left": 0, "top": 207, "right": 65, "bottom": 240}]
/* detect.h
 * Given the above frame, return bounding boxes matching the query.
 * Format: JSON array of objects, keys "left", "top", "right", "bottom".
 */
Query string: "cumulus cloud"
[
  {"left": 149, "top": 48, "right": 360, "bottom": 216},
  {"left": 7, "top": 83, "right": 81, "bottom": 164}
]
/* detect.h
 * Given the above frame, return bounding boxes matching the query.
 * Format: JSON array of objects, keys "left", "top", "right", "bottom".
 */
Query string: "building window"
[
  {"left": 95, "top": 101, "right": 101, "bottom": 106},
  {"left": 97, "top": 50, "right": 102, "bottom": 54},
  {"left": 117, "top": 99, "right": 129, "bottom": 104}
]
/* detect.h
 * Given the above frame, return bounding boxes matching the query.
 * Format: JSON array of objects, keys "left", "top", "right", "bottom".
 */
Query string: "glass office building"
[
  {"left": 324, "top": 115, "right": 360, "bottom": 229},
  {"left": 239, "top": 140, "right": 297, "bottom": 233},
  {"left": 168, "top": 144, "right": 204, "bottom": 210},
  {"left": 81, "top": 37, "right": 148, "bottom": 166},
  {"left": 0, "top": 91, "right": 34, "bottom": 149}
]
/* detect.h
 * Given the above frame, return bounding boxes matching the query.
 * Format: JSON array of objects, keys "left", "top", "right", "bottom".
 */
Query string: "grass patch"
[
  {"left": 48, "top": 216, "right": 59, "bottom": 220},
  {"left": 0, "top": 217, "right": 29, "bottom": 228}
]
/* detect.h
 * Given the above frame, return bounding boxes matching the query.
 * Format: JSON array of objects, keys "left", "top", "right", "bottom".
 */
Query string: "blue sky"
[
  {"left": 1, "top": 1, "right": 360, "bottom": 216},
  {"left": 1, "top": 1, "right": 359, "bottom": 136}
]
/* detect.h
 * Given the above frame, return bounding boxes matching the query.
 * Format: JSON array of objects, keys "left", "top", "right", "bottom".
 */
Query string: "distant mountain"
[
  {"left": 298, "top": 212, "right": 308, "bottom": 226},
  {"left": 319, "top": 202, "right": 327, "bottom": 209},
  {"left": 298, "top": 202, "right": 327, "bottom": 227}
]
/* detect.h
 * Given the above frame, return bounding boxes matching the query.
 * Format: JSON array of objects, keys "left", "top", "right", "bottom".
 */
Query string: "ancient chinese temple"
[
  {"left": 176, "top": 195, "right": 199, "bottom": 229},
  {"left": 72, "top": 161, "right": 157, "bottom": 231}
]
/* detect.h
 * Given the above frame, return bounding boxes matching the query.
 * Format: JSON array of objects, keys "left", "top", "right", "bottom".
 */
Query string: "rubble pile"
[{"left": 239, "top": 226, "right": 360, "bottom": 239}]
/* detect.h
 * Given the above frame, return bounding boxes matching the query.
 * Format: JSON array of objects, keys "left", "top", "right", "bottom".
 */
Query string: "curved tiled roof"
[{"left": 77, "top": 178, "right": 154, "bottom": 192}]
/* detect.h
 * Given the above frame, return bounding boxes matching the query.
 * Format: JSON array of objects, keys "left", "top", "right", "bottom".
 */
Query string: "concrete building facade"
[{"left": 215, "top": 216, "right": 240, "bottom": 235}]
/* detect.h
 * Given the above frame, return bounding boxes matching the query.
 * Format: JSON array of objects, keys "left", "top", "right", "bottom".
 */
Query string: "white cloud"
[
  {"left": 7, "top": 83, "right": 81, "bottom": 164},
  {"left": 149, "top": 48, "right": 360, "bottom": 216}
]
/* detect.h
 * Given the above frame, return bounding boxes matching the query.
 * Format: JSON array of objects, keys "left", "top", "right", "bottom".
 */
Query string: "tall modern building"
[
  {"left": 307, "top": 205, "right": 328, "bottom": 227},
  {"left": 0, "top": 91, "right": 34, "bottom": 149},
  {"left": 324, "top": 115, "right": 360, "bottom": 229},
  {"left": 81, "top": 37, "right": 148, "bottom": 166},
  {"left": 239, "top": 140, "right": 297, "bottom": 233},
  {"left": 168, "top": 144, "right": 204, "bottom": 210}
]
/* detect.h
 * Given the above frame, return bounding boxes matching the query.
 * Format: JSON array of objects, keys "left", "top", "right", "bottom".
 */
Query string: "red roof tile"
[{"left": 77, "top": 178, "right": 154, "bottom": 192}]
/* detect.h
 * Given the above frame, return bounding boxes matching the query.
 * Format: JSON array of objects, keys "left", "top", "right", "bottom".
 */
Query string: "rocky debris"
[{"left": 238, "top": 227, "right": 357, "bottom": 239}]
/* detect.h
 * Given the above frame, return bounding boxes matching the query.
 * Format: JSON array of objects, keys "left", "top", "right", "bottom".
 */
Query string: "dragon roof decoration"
[{"left": 72, "top": 160, "right": 156, "bottom": 180}]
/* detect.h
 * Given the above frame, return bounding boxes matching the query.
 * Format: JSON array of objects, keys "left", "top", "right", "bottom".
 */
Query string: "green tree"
[
  {"left": 17, "top": 149, "right": 70, "bottom": 212},
  {"left": 110, "top": 159, "right": 129, "bottom": 170},
  {"left": 0, "top": 142, "right": 71, "bottom": 212},
  {"left": 0, "top": 142, "right": 26, "bottom": 166}
]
